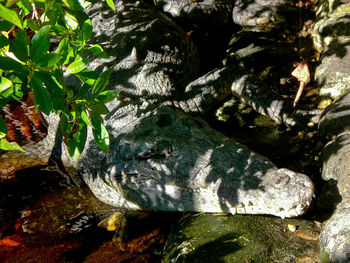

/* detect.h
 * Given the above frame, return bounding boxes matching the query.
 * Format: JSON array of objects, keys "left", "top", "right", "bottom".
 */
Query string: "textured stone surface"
[
  {"left": 318, "top": 84, "right": 350, "bottom": 261},
  {"left": 320, "top": 206, "right": 350, "bottom": 263},
  {"left": 314, "top": 41, "right": 350, "bottom": 99},
  {"left": 0, "top": 0, "right": 316, "bottom": 219},
  {"left": 312, "top": 0, "right": 350, "bottom": 99},
  {"left": 232, "top": 0, "right": 294, "bottom": 27},
  {"left": 162, "top": 213, "right": 320, "bottom": 263},
  {"left": 312, "top": 0, "right": 350, "bottom": 52}
]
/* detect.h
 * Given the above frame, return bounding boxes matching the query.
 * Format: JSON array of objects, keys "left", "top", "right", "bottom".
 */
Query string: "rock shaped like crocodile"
[{"left": 0, "top": 0, "right": 315, "bottom": 218}]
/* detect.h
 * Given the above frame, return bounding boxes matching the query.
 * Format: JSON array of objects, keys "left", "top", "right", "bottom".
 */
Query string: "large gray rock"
[
  {"left": 232, "top": 0, "right": 294, "bottom": 27},
  {"left": 162, "top": 213, "right": 320, "bottom": 263},
  {"left": 318, "top": 91, "right": 350, "bottom": 262},
  {"left": 312, "top": 0, "right": 350, "bottom": 99}
]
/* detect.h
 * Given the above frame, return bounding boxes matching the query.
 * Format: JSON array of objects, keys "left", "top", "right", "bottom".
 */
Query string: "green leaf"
[
  {"left": 10, "top": 29, "right": 29, "bottom": 62},
  {"left": 36, "top": 53, "right": 61, "bottom": 67},
  {"left": 59, "top": 111, "right": 69, "bottom": 135},
  {"left": 66, "top": 59, "right": 86, "bottom": 74},
  {"left": 30, "top": 72, "right": 53, "bottom": 115},
  {"left": 91, "top": 113, "right": 109, "bottom": 154},
  {"left": 76, "top": 68, "right": 98, "bottom": 85},
  {"left": 23, "top": 19, "right": 39, "bottom": 31},
  {"left": 0, "top": 56, "right": 28, "bottom": 74},
  {"left": 106, "top": 0, "right": 115, "bottom": 12},
  {"left": 81, "top": 110, "right": 92, "bottom": 127},
  {"left": 64, "top": 10, "right": 78, "bottom": 30},
  {"left": 87, "top": 44, "right": 109, "bottom": 58},
  {"left": 30, "top": 25, "right": 51, "bottom": 63},
  {"left": 95, "top": 90, "right": 119, "bottom": 103},
  {"left": 5, "top": 0, "right": 19, "bottom": 7},
  {"left": 67, "top": 120, "right": 87, "bottom": 159},
  {"left": 57, "top": 37, "right": 73, "bottom": 65},
  {"left": 16, "top": 0, "right": 32, "bottom": 16},
  {"left": 92, "top": 68, "right": 113, "bottom": 95},
  {"left": 0, "top": 3, "right": 23, "bottom": 29},
  {"left": 0, "top": 77, "right": 12, "bottom": 94},
  {"left": 36, "top": 71, "right": 64, "bottom": 112},
  {"left": 0, "top": 33, "right": 9, "bottom": 49},
  {"left": 0, "top": 116, "right": 7, "bottom": 134},
  {"left": 0, "top": 20, "right": 13, "bottom": 31},
  {"left": 73, "top": 83, "right": 90, "bottom": 100},
  {"left": 90, "top": 102, "right": 109, "bottom": 115},
  {"left": 81, "top": 19, "right": 92, "bottom": 41},
  {"left": 52, "top": 25, "right": 68, "bottom": 36},
  {"left": 0, "top": 138, "right": 25, "bottom": 152},
  {"left": 63, "top": 0, "right": 83, "bottom": 11}
]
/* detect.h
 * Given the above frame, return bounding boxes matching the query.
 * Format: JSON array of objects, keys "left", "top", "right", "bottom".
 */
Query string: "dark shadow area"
[
  {"left": 181, "top": 233, "right": 242, "bottom": 263},
  {"left": 320, "top": 38, "right": 350, "bottom": 60}
]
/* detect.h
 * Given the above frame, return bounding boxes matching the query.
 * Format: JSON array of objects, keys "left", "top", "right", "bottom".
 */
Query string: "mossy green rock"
[{"left": 162, "top": 213, "right": 319, "bottom": 263}]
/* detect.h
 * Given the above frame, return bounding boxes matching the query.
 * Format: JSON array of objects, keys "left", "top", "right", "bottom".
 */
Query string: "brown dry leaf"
[{"left": 291, "top": 62, "right": 311, "bottom": 107}]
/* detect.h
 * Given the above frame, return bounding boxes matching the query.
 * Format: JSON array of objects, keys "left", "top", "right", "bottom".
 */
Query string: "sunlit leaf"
[
  {"left": 81, "top": 19, "right": 92, "bottom": 41},
  {"left": 64, "top": 11, "right": 78, "bottom": 30},
  {"left": 81, "top": 110, "right": 92, "bottom": 127},
  {"left": 23, "top": 19, "right": 39, "bottom": 31},
  {"left": 0, "top": 77, "right": 12, "bottom": 94},
  {"left": 66, "top": 59, "right": 86, "bottom": 74},
  {"left": 87, "top": 44, "right": 109, "bottom": 58},
  {"left": 106, "top": 0, "right": 115, "bottom": 12},
  {"left": 0, "top": 139, "right": 25, "bottom": 152},
  {"left": 16, "top": 0, "right": 32, "bottom": 16},
  {"left": 96, "top": 90, "right": 119, "bottom": 103},
  {"left": 0, "top": 3, "right": 23, "bottom": 29}
]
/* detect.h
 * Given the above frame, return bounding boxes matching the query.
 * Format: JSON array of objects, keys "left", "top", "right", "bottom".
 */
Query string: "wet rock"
[{"left": 162, "top": 213, "right": 320, "bottom": 263}]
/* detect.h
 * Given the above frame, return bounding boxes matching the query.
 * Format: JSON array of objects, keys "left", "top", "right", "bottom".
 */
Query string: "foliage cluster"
[{"left": 0, "top": 0, "right": 117, "bottom": 159}]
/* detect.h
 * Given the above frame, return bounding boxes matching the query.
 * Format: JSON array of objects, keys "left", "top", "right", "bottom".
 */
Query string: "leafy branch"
[{"left": 0, "top": 0, "right": 117, "bottom": 159}]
